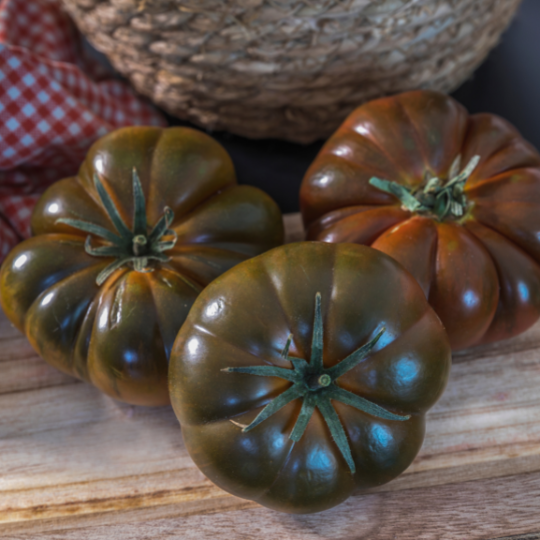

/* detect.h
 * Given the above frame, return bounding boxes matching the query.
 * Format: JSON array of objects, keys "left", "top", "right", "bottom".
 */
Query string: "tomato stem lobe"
[
  {"left": 369, "top": 154, "right": 480, "bottom": 221},
  {"left": 224, "top": 292, "right": 409, "bottom": 474},
  {"left": 56, "top": 169, "right": 177, "bottom": 285}
]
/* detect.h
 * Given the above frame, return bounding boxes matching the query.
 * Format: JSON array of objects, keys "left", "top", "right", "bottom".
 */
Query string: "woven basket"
[{"left": 62, "top": 0, "right": 522, "bottom": 143}]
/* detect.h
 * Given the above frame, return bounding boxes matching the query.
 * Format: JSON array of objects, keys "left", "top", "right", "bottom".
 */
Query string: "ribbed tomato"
[
  {"left": 169, "top": 242, "right": 450, "bottom": 513},
  {"left": 301, "top": 90, "right": 540, "bottom": 350},
  {"left": 0, "top": 126, "right": 283, "bottom": 405}
]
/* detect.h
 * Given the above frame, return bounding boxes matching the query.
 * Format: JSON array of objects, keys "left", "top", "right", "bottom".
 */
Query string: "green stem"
[
  {"left": 369, "top": 154, "right": 481, "bottom": 221},
  {"left": 242, "top": 385, "right": 304, "bottom": 433},
  {"left": 132, "top": 235, "right": 148, "bottom": 256},
  {"left": 325, "top": 327, "right": 385, "bottom": 380},
  {"left": 310, "top": 292, "right": 324, "bottom": 371},
  {"left": 221, "top": 365, "right": 300, "bottom": 383},
  {"left": 224, "top": 293, "right": 410, "bottom": 474},
  {"left": 290, "top": 394, "right": 316, "bottom": 442},
  {"left": 94, "top": 172, "right": 131, "bottom": 238},
  {"left": 57, "top": 169, "right": 177, "bottom": 285},
  {"left": 327, "top": 385, "right": 409, "bottom": 422},
  {"left": 317, "top": 374, "right": 331, "bottom": 387},
  {"left": 318, "top": 397, "right": 356, "bottom": 472},
  {"left": 131, "top": 168, "right": 148, "bottom": 236}
]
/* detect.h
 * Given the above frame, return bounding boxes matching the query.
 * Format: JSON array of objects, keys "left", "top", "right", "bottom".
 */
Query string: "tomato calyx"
[
  {"left": 57, "top": 169, "right": 178, "bottom": 285},
  {"left": 222, "top": 292, "right": 410, "bottom": 474},
  {"left": 369, "top": 154, "right": 480, "bottom": 221}
]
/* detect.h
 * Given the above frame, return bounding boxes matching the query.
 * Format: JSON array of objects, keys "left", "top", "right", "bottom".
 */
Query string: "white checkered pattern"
[{"left": 0, "top": 0, "right": 166, "bottom": 260}]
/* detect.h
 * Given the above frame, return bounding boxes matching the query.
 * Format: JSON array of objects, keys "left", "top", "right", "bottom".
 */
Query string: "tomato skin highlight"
[
  {"left": 0, "top": 126, "right": 284, "bottom": 406},
  {"left": 169, "top": 242, "right": 451, "bottom": 513},
  {"left": 301, "top": 90, "right": 540, "bottom": 350},
  {"left": 464, "top": 221, "right": 540, "bottom": 345}
]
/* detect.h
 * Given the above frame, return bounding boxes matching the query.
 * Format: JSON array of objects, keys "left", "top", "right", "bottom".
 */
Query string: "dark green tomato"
[
  {"left": 300, "top": 90, "right": 540, "bottom": 351},
  {"left": 169, "top": 242, "right": 451, "bottom": 513},
  {"left": 0, "top": 126, "right": 284, "bottom": 406}
]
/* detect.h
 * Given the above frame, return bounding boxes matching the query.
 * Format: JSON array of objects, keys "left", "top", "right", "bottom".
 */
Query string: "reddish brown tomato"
[
  {"left": 169, "top": 242, "right": 451, "bottom": 514},
  {"left": 300, "top": 90, "right": 540, "bottom": 350},
  {"left": 0, "top": 127, "right": 284, "bottom": 406}
]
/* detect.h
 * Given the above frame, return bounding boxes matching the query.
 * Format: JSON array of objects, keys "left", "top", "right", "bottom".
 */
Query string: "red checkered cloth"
[{"left": 0, "top": 0, "right": 166, "bottom": 260}]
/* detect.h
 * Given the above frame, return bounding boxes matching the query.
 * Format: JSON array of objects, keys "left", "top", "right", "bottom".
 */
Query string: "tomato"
[
  {"left": 169, "top": 242, "right": 450, "bottom": 514},
  {"left": 0, "top": 126, "right": 284, "bottom": 406},
  {"left": 300, "top": 90, "right": 540, "bottom": 350}
]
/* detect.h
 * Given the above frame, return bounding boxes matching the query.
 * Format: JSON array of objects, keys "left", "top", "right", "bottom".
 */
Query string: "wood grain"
[
  {"left": 492, "top": 535, "right": 540, "bottom": 540},
  {"left": 10, "top": 472, "right": 540, "bottom": 540},
  {"left": 1, "top": 213, "right": 540, "bottom": 539}
]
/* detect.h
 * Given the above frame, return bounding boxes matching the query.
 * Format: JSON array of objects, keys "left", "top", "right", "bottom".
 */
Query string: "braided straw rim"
[{"left": 62, "top": 0, "right": 522, "bottom": 143}]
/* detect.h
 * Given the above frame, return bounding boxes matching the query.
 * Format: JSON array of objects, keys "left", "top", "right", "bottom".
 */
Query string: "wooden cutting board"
[{"left": 1, "top": 214, "right": 540, "bottom": 540}]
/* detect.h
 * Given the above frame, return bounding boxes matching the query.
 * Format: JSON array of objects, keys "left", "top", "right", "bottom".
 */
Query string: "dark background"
[{"left": 165, "top": 0, "right": 540, "bottom": 213}]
